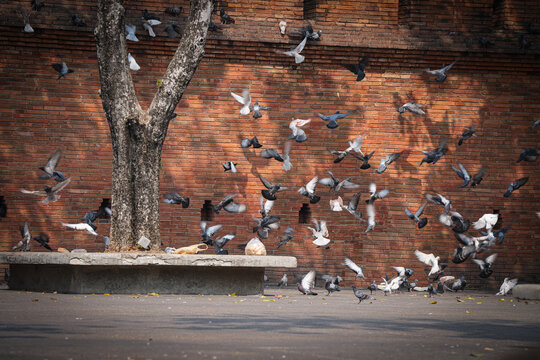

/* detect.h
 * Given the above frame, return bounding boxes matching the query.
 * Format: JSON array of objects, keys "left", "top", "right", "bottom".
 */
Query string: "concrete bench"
[{"left": 0, "top": 252, "right": 297, "bottom": 295}]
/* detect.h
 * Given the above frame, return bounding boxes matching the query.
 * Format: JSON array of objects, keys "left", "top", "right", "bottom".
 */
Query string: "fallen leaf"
[
  {"left": 197, "top": 294, "right": 204, "bottom": 296},
  {"left": 424, "top": 295, "right": 428, "bottom": 298},
  {"left": 103, "top": 293, "right": 110, "bottom": 296},
  {"left": 148, "top": 292, "right": 159, "bottom": 297},
  {"left": 260, "top": 295, "right": 267, "bottom": 298},
  {"left": 480, "top": 296, "right": 485, "bottom": 299},
  {"left": 509, "top": 299, "right": 513, "bottom": 302},
  {"left": 484, "top": 347, "right": 494, "bottom": 351},
  {"left": 32, "top": 299, "right": 39, "bottom": 302},
  {"left": 524, "top": 301, "right": 528, "bottom": 305},
  {"left": 73, "top": 296, "right": 81, "bottom": 299},
  {"left": 498, "top": 299, "right": 505, "bottom": 301},
  {"left": 457, "top": 299, "right": 464, "bottom": 302},
  {"left": 263, "top": 299, "right": 275, "bottom": 302},
  {"left": 228, "top": 293, "right": 237, "bottom": 297},
  {"left": 466, "top": 310, "right": 471, "bottom": 314},
  {"left": 470, "top": 353, "right": 484, "bottom": 358},
  {"left": 430, "top": 301, "right": 437, "bottom": 304},
  {"left": 476, "top": 302, "right": 482, "bottom": 304}
]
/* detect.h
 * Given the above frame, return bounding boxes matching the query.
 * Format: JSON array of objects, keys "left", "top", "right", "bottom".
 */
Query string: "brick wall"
[{"left": 0, "top": 0, "right": 539, "bottom": 290}]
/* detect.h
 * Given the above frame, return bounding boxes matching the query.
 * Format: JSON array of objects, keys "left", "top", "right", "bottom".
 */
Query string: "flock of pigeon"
[{"left": 10, "top": 2, "right": 539, "bottom": 301}]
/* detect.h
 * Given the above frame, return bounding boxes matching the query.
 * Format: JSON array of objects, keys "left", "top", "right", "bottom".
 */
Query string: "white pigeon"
[
  {"left": 343, "top": 257, "right": 365, "bottom": 278},
  {"left": 125, "top": 24, "right": 139, "bottom": 42},
  {"left": 298, "top": 176, "right": 319, "bottom": 203},
  {"left": 282, "top": 141, "right": 292, "bottom": 171},
  {"left": 346, "top": 135, "right": 366, "bottom": 155},
  {"left": 329, "top": 196, "right": 343, "bottom": 211},
  {"left": 379, "top": 277, "right": 392, "bottom": 295},
  {"left": 128, "top": 53, "right": 140, "bottom": 71},
  {"left": 259, "top": 196, "right": 274, "bottom": 217},
  {"left": 496, "top": 277, "right": 518, "bottom": 296},
  {"left": 307, "top": 218, "right": 330, "bottom": 248},
  {"left": 414, "top": 250, "right": 440, "bottom": 276},
  {"left": 142, "top": 19, "right": 161, "bottom": 37},
  {"left": 289, "top": 118, "right": 311, "bottom": 142},
  {"left": 365, "top": 203, "right": 376, "bottom": 233},
  {"left": 62, "top": 222, "right": 99, "bottom": 236},
  {"left": 278, "top": 20, "right": 287, "bottom": 35},
  {"left": 21, "top": 6, "right": 34, "bottom": 33},
  {"left": 473, "top": 214, "right": 499, "bottom": 232},
  {"left": 230, "top": 90, "right": 251, "bottom": 115},
  {"left": 298, "top": 270, "right": 317, "bottom": 295},
  {"left": 281, "top": 36, "right": 307, "bottom": 64}
]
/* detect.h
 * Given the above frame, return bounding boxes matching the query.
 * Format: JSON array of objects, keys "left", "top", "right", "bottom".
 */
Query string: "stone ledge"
[{"left": 512, "top": 284, "right": 540, "bottom": 300}]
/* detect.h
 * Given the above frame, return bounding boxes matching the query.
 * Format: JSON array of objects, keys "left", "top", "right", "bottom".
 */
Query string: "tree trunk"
[{"left": 94, "top": 0, "right": 214, "bottom": 251}]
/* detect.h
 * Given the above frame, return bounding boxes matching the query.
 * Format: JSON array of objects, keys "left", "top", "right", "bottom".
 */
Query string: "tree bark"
[{"left": 94, "top": 0, "right": 214, "bottom": 251}]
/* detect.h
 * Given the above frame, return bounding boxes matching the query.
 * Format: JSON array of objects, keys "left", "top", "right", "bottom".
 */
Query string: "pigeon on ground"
[
  {"left": 280, "top": 36, "right": 308, "bottom": 64},
  {"left": 405, "top": 201, "right": 428, "bottom": 228},
  {"left": 393, "top": 267, "right": 414, "bottom": 280},
  {"left": 473, "top": 253, "right": 497, "bottom": 278},
  {"left": 213, "top": 194, "right": 246, "bottom": 214},
  {"left": 532, "top": 120, "right": 540, "bottom": 129},
  {"left": 21, "top": 177, "right": 71, "bottom": 205},
  {"left": 376, "top": 152, "right": 402, "bottom": 174},
  {"left": 459, "top": 126, "right": 476, "bottom": 145},
  {"left": 318, "top": 170, "right": 360, "bottom": 193},
  {"left": 415, "top": 250, "right": 441, "bottom": 276},
  {"left": 31, "top": 0, "right": 44, "bottom": 11},
  {"left": 33, "top": 232, "right": 52, "bottom": 251},
  {"left": 398, "top": 102, "right": 425, "bottom": 115},
  {"left": 379, "top": 277, "right": 392, "bottom": 295},
  {"left": 128, "top": 53, "right": 140, "bottom": 71},
  {"left": 496, "top": 277, "right": 518, "bottom": 296},
  {"left": 250, "top": 101, "right": 270, "bottom": 119},
  {"left": 343, "top": 57, "right": 369, "bottom": 81},
  {"left": 213, "top": 233, "right": 235, "bottom": 254},
  {"left": 454, "top": 233, "right": 490, "bottom": 255},
  {"left": 13, "top": 222, "right": 31, "bottom": 251},
  {"left": 364, "top": 203, "right": 377, "bottom": 233},
  {"left": 277, "top": 226, "right": 294, "bottom": 248},
  {"left": 451, "top": 163, "right": 471, "bottom": 187},
  {"left": 343, "top": 257, "right": 365, "bottom": 278},
  {"left": 222, "top": 161, "right": 237, "bottom": 173},
  {"left": 420, "top": 139, "right": 448, "bottom": 165},
  {"left": 425, "top": 61, "right": 456, "bottom": 82},
  {"left": 425, "top": 193, "right": 451, "bottom": 214},
  {"left": 163, "top": 192, "right": 190, "bottom": 208},
  {"left": 230, "top": 89, "right": 251, "bottom": 115},
  {"left": 471, "top": 167, "right": 485, "bottom": 187},
  {"left": 517, "top": 148, "right": 539, "bottom": 162},
  {"left": 258, "top": 175, "right": 296, "bottom": 200},
  {"left": 39, "top": 150, "right": 65, "bottom": 182},
  {"left": 368, "top": 280, "right": 377, "bottom": 294},
  {"left": 52, "top": 61, "right": 74, "bottom": 80},
  {"left": 71, "top": 14, "right": 86, "bottom": 27},
  {"left": 241, "top": 136, "right": 262, "bottom": 148},
  {"left": 165, "top": 6, "right": 182, "bottom": 16},
  {"left": 220, "top": 9, "right": 235, "bottom": 24},
  {"left": 298, "top": 176, "right": 320, "bottom": 204},
  {"left": 125, "top": 24, "right": 138, "bottom": 42},
  {"left": 307, "top": 218, "right": 330, "bottom": 248},
  {"left": 260, "top": 148, "right": 284, "bottom": 162},
  {"left": 504, "top": 177, "right": 529, "bottom": 197},
  {"left": 289, "top": 118, "right": 311, "bottom": 142},
  {"left": 350, "top": 150, "right": 375, "bottom": 170},
  {"left": 259, "top": 196, "right": 274, "bottom": 218},
  {"left": 322, "top": 275, "right": 342, "bottom": 295},
  {"left": 278, "top": 20, "right": 287, "bottom": 35},
  {"left": 282, "top": 141, "right": 293, "bottom": 171},
  {"left": 200, "top": 221, "right": 222, "bottom": 245},
  {"left": 278, "top": 274, "right": 288, "bottom": 287},
  {"left": 344, "top": 192, "right": 363, "bottom": 219},
  {"left": 366, "top": 182, "right": 390, "bottom": 204},
  {"left": 318, "top": 111, "right": 350, "bottom": 129},
  {"left": 164, "top": 24, "right": 182, "bottom": 38},
  {"left": 427, "top": 283, "right": 437, "bottom": 297},
  {"left": 297, "top": 270, "right": 318, "bottom": 295},
  {"left": 62, "top": 222, "right": 99, "bottom": 236}
]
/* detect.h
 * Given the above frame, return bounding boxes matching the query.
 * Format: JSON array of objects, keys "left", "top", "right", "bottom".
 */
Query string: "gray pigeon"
[
  {"left": 425, "top": 61, "right": 456, "bottom": 82},
  {"left": 451, "top": 163, "right": 471, "bottom": 187},
  {"left": 350, "top": 150, "right": 375, "bottom": 169},
  {"left": 250, "top": 101, "right": 270, "bottom": 119},
  {"left": 425, "top": 192, "right": 451, "bottom": 214},
  {"left": 343, "top": 57, "right": 368, "bottom": 81},
  {"left": 259, "top": 175, "right": 296, "bottom": 201},
  {"left": 503, "top": 177, "right": 528, "bottom": 197},
  {"left": 164, "top": 24, "right": 182, "bottom": 38},
  {"left": 21, "top": 177, "right": 71, "bottom": 204},
  {"left": 297, "top": 270, "right": 317, "bottom": 295},
  {"left": 277, "top": 225, "right": 294, "bottom": 248},
  {"left": 344, "top": 192, "right": 363, "bottom": 219},
  {"left": 13, "top": 222, "right": 31, "bottom": 251},
  {"left": 290, "top": 21, "right": 321, "bottom": 41},
  {"left": 398, "top": 102, "right": 425, "bottom": 115},
  {"left": 200, "top": 221, "right": 222, "bottom": 245},
  {"left": 366, "top": 182, "right": 390, "bottom": 204},
  {"left": 213, "top": 194, "right": 246, "bottom": 214},
  {"left": 163, "top": 192, "right": 190, "bottom": 208},
  {"left": 213, "top": 233, "right": 235, "bottom": 254},
  {"left": 219, "top": 8, "right": 235, "bottom": 24},
  {"left": 52, "top": 61, "right": 74, "bottom": 80},
  {"left": 473, "top": 253, "right": 497, "bottom": 278},
  {"left": 352, "top": 285, "right": 370, "bottom": 303},
  {"left": 367, "top": 280, "right": 377, "bottom": 294},
  {"left": 278, "top": 274, "right": 288, "bottom": 287},
  {"left": 71, "top": 14, "right": 86, "bottom": 27},
  {"left": 260, "top": 148, "right": 284, "bottom": 162},
  {"left": 404, "top": 201, "right": 428, "bottom": 229},
  {"left": 420, "top": 139, "right": 448, "bottom": 165},
  {"left": 298, "top": 176, "right": 320, "bottom": 204},
  {"left": 165, "top": 6, "right": 183, "bottom": 16},
  {"left": 471, "top": 167, "right": 485, "bottom": 187},
  {"left": 517, "top": 148, "right": 539, "bottom": 162},
  {"left": 39, "top": 150, "right": 66, "bottom": 182},
  {"left": 458, "top": 126, "right": 476, "bottom": 145},
  {"left": 252, "top": 215, "right": 280, "bottom": 234},
  {"left": 532, "top": 120, "right": 540, "bottom": 129},
  {"left": 33, "top": 232, "right": 52, "bottom": 251},
  {"left": 318, "top": 111, "right": 350, "bottom": 129},
  {"left": 240, "top": 136, "right": 262, "bottom": 148},
  {"left": 376, "top": 152, "right": 402, "bottom": 174},
  {"left": 322, "top": 275, "right": 342, "bottom": 295},
  {"left": 222, "top": 161, "right": 237, "bottom": 173}
]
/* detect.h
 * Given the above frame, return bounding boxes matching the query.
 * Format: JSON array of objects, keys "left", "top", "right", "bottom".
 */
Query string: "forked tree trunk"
[{"left": 94, "top": 0, "right": 213, "bottom": 251}]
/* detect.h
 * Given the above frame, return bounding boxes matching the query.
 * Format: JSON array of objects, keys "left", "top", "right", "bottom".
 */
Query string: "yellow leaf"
[
  {"left": 484, "top": 347, "right": 494, "bottom": 351},
  {"left": 430, "top": 301, "right": 437, "bottom": 304},
  {"left": 103, "top": 293, "right": 110, "bottom": 296},
  {"left": 424, "top": 295, "right": 428, "bottom": 298},
  {"left": 260, "top": 295, "right": 267, "bottom": 298},
  {"left": 148, "top": 292, "right": 159, "bottom": 297},
  {"left": 509, "top": 299, "right": 513, "bottom": 302},
  {"left": 480, "top": 296, "right": 485, "bottom": 299},
  {"left": 466, "top": 310, "right": 471, "bottom": 314},
  {"left": 156, "top": 79, "right": 162, "bottom": 88},
  {"left": 476, "top": 302, "right": 482, "bottom": 304},
  {"left": 197, "top": 294, "right": 204, "bottom": 296},
  {"left": 228, "top": 293, "right": 237, "bottom": 297},
  {"left": 263, "top": 299, "right": 275, "bottom": 302},
  {"left": 499, "top": 298, "right": 505, "bottom": 301},
  {"left": 73, "top": 296, "right": 81, "bottom": 299}
]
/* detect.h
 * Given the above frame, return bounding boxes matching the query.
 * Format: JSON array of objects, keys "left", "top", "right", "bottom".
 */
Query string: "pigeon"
[
  {"left": 143, "top": 9, "right": 160, "bottom": 22},
  {"left": 71, "top": 14, "right": 86, "bottom": 27},
  {"left": 344, "top": 192, "right": 363, "bottom": 219},
  {"left": 20, "top": 6, "right": 33, "bottom": 33},
  {"left": 220, "top": 9, "right": 235, "bottom": 24},
  {"left": 420, "top": 139, "right": 448, "bottom": 165},
  {"left": 280, "top": 36, "right": 307, "bottom": 64},
  {"left": 165, "top": 6, "right": 182, "bottom": 16},
  {"left": 496, "top": 277, "right": 518, "bottom": 296},
  {"left": 425, "top": 61, "right": 456, "bottom": 82},
  {"left": 142, "top": 19, "right": 161, "bottom": 37},
  {"left": 317, "top": 111, "right": 350, "bottom": 129},
  {"left": 13, "top": 222, "right": 31, "bottom": 251},
  {"left": 473, "top": 213, "right": 499, "bottom": 234},
  {"left": 322, "top": 275, "right": 342, "bottom": 295},
  {"left": 405, "top": 201, "right": 429, "bottom": 229},
  {"left": 208, "top": 22, "right": 222, "bottom": 32},
  {"left": 163, "top": 192, "right": 190, "bottom": 208},
  {"left": 318, "top": 170, "right": 360, "bottom": 193},
  {"left": 128, "top": 53, "right": 140, "bottom": 71},
  {"left": 39, "top": 150, "right": 65, "bottom": 182},
  {"left": 258, "top": 175, "right": 296, "bottom": 201},
  {"left": 231, "top": 90, "right": 251, "bottom": 115},
  {"left": 343, "top": 257, "right": 365, "bottom": 278},
  {"left": 259, "top": 196, "right": 274, "bottom": 218},
  {"left": 517, "top": 148, "right": 539, "bottom": 162},
  {"left": 436, "top": 281, "right": 445, "bottom": 294},
  {"left": 532, "top": 119, "right": 540, "bottom": 129},
  {"left": 260, "top": 148, "right": 284, "bottom": 162},
  {"left": 451, "top": 163, "right": 471, "bottom": 187},
  {"left": 297, "top": 270, "right": 317, "bottom": 295},
  {"left": 367, "top": 280, "right": 377, "bottom": 294},
  {"left": 307, "top": 218, "right": 330, "bottom": 248},
  {"left": 398, "top": 102, "right": 425, "bottom": 115},
  {"left": 125, "top": 24, "right": 139, "bottom": 42},
  {"left": 393, "top": 267, "right": 414, "bottom": 280},
  {"left": 240, "top": 136, "right": 262, "bottom": 148},
  {"left": 364, "top": 203, "right": 377, "bottom": 233},
  {"left": 164, "top": 24, "right": 182, "bottom": 38},
  {"left": 213, "top": 194, "right": 246, "bottom": 214},
  {"left": 452, "top": 245, "right": 475, "bottom": 264},
  {"left": 250, "top": 101, "right": 270, "bottom": 119},
  {"left": 459, "top": 126, "right": 476, "bottom": 145},
  {"left": 473, "top": 253, "right": 497, "bottom": 278},
  {"left": 200, "top": 221, "right": 222, "bottom": 245},
  {"left": 31, "top": 0, "right": 44, "bottom": 11},
  {"left": 487, "top": 218, "right": 517, "bottom": 245},
  {"left": 379, "top": 277, "right": 392, "bottom": 295},
  {"left": 278, "top": 274, "right": 288, "bottom": 287},
  {"left": 252, "top": 215, "right": 280, "bottom": 234},
  {"left": 376, "top": 152, "right": 402, "bottom": 174},
  {"left": 329, "top": 196, "right": 343, "bottom": 211},
  {"left": 414, "top": 250, "right": 440, "bottom": 276},
  {"left": 278, "top": 20, "right": 287, "bottom": 35},
  {"left": 290, "top": 21, "right": 321, "bottom": 40},
  {"left": 81, "top": 210, "right": 99, "bottom": 231},
  {"left": 471, "top": 167, "right": 485, "bottom": 187},
  {"left": 289, "top": 118, "right": 311, "bottom": 142},
  {"left": 366, "top": 182, "right": 390, "bottom": 204},
  {"left": 327, "top": 136, "right": 365, "bottom": 163},
  {"left": 343, "top": 57, "right": 369, "bottom": 81},
  {"left": 222, "top": 161, "right": 237, "bottom": 173},
  {"left": 298, "top": 176, "right": 320, "bottom": 204},
  {"left": 33, "top": 232, "right": 52, "bottom": 251},
  {"left": 52, "top": 61, "right": 74, "bottom": 80},
  {"left": 447, "top": 275, "right": 467, "bottom": 292},
  {"left": 21, "top": 177, "right": 71, "bottom": 204},
  {"left": 425, "top": 193, "right": 451, "bottom": 214},
  {"left": 62, "top": 222, "right": 99, "bottom": 236},
  {"left": 519, "top": 34, "right": 531, "bottom": 50},
  {"left": 282, "top": 141, "right": 293, "bottom": 172},
  {"left": 350, "top": 151, "right": 375, "bottom": 170},
  {"left": 439, "top": 211, "right": 470, "bottom": 233},
  {"left": 277, "top": 226, "right": 294, "bottom": 248},
  {"left": 454, "top": 233, "right": 490, "bottom": 255},
  {"left": 213, "top": 233, "right": 235, "bottom": 254},
  {"left": 403, "top": 279, "right": 418, "bottom": 292},
  {"left": 503, "top": 177, "right": 528, "bottom": 197}
]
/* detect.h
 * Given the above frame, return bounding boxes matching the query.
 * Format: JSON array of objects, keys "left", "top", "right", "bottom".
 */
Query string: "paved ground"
[{"left": 1, "top": 285, "right": 539, "bottom": 360}]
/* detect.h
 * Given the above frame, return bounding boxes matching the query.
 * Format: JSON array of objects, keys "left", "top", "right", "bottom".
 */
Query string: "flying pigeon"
[
  {"left": 472, "top": 253, "right": 497, "bottom": 278},
  {"left": 52, "top": 61, "right": 74, "bottom": 80},
  {"left": 13, "top": 222, "right": 31, "bottom": 251},
  {"left": 425, "top": 193, "right": 451, "bottom": 214},
  {"left": 503, "top": 177, "right": 528, "bottom": 197},
  {"left": 125, "top": 24, "right": 139, "bottom": 42},
  {"left": 259, "top": 196, "right": 274, "bottom": 218},
  {"left": 452, "top": 244, "right": 476, "bottom": 264},
  {"left": 278, "top": 20, "right": 287, "bottom": 35},
  {"left": 398, "top": 102, "right": 425, "bottom": 115},
  {"left": 38, "top": 150, "right": 65, "bottom": 182},
  {"left": 344, "top": 192, "right": 363, "bottom": 219},
  {"left": 258, "top": 175, "right": 296, "bottom": 201},
  {"left": 496, "top": 277, "right": 518, "bottom": 296},
  {"left": 458, "top": 126, "right": 476, "bottom": 145},
  {"left": 318, "top": 111, "right": 350, "bottom": 129},
  {"left": 343, "top": 257, "right": 365, "bottom": 278},
  {"left": 327, "top": 136, "right": 365, "bottom": 163},
  {"left": 532, "top": 120, "right": 540, "bottom": 129},
  {"left": 213, "top": 233, "right": 235, "bottom": 254},
  {"left": 420, "top": 139, "right": 448, "bottom": 165},
  {"left": 471, "top": 167, "right": 485, "bottom": 187},
  {"left": 473, "top": 213, "right": 499, "bottom": 233},
  {"left": 425, "top": 61, "right": 456, "bottom": 82},
  {"left": 289, "top": 118, "right": 311, "bottom": 142},
  {"left": 439, "top": 211, "right": 470, "bottom": 233},
  {"left": 364, "top": 203, "right": 377, "bottom": 233},
  {"left": 322, "top": 275, "right": 342, "bottom": 295},
  {"left": 163, "top": 192, "right": 190, "bottom": 208},
  {"left": 252, "top": 215, "right": 280, "bottom": 235},
  {"left": 485, "top": 218, "right": 517, "bottom": 245},
  {"left": 307, "top": 218, "right": 330, "bottom": 248},
  {"left": 32, "top": 0, "right": 44, "bottom": 11},
  {"left": 329, "top": 196, "right": 343, "bottom": 211},
  {"left": 164, "top": 24, "right": 182, "bottom": 38},
  {"left": 446, "top": 275, "right": 467, "bottom": 292},
  {"left": 517, "top": 148, "right": 539, "bottom": 162},
  {"left": 213, "top": 194, "right": 246, "bottom": 214},
  {"left": 343, "top": 57, "right": 369, "bottom": 81},
  {"left": 20, "top": 6, "right": 33, "bottom": 33},
  {"left": 451, "top": 163, "right": 471, "bottom": 187},
  {"left": 366, "top": 182, "right": 390, "bottom": 204},
  {"left": 454, "top": 233, "right": 490, "bottom": 255},
  {"left": 200, "top": 221, "right": 222, "bottom": 245},
  {"left": 142, "top": 19, "right": 161, "bottom": 37},
  {"left": 290, "top": 21, "right": 321, "bottom": 40},
  {"left": 250, "top": 101, "right": 270, "bottom": 119},
  {"left": 71, "top": 14, "right": 86, "bottom": 27},
  {"left": 278, "top": 274, "right": 288, "bottom": 287},
  {"left": 282, "top": 141, "right": 293, "bottom": 171},
  {"left": 404, "top": 201, "right": 428, "bottom": 228},
  {"left": 220, "top": 8, "right": 235, "bottom": 24},
  {"left": 280, "top": 36, "right": 308, "bottom": 64},
  {"left": 414, "top": 250, "right": 440, "bottom": 276},
  {"left": 208, "top": 22, "right": 222, "bottom": 32},
  {"left": 222, "top": 161, "right": 237, "bottom": 173},
  {"left": 318, "top": 170, "right": 360, "bottom": 193},
  {"left": 298, "top": 176, "right": 320, "bottom": 204},
  {"left": 297, "top": 270, "right": 317, "bottom": 295},
  {"left": 393, "top": 267, "right": 414, "bottom": 280},
  {"left": 230, "top": 90, "right": 251, "bottom": 115},
  {"left": 21, "top": 177, "right": 71, "bottom": 204},
  {"left": 260, "top": 148, "right": 284, "bottom": 162},
  {"left": 62, "top": 222, "right": 99, "bottom": 236},
  {"left": 33, "top": 232, "right": 52, "bottom": 251},
  {"left": 376, "top": 152, "right": 402, "bottom": 174},
  {"left": 165, "top": 6, "right": 182, "bottom": 16},
  {"left": 128, "top": 53, "right": 140, "bottom": 71},
  {"left": 240, "top": 136, "right": 262, "bottom": 148},
  {"left": 277, "top": 226, "right": 294, "bottom": 248},
  {"left": 350, "top": 150, "right": 375, "bottom": 170}
]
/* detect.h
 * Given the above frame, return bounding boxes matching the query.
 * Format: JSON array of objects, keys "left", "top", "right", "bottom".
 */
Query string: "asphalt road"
[{"left": 1, "top": 286, "right": 539, "bottom": 360}]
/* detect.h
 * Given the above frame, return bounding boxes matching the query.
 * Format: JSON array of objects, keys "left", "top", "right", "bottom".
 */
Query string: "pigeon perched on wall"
[
  {"left": 278, "top": 273, "right": 288, "bottom": 287},
  {"left": 343, "top": 257, "right": 365, "bottom": 278},
  {"left": 39, "top": 150, "right": 66, "bottom": 182},
  {"left": 165, "top": 6, "right": 182, "bottom": 16},
  {"left": 322, "top": 275, "right": 342, "bottom": 295},
  {"left": 280, "top": 36, "right": 308, "bottom": 64},
  {"left": 220, "top": 9, "right": 235, "bottom": 24},
  {"left": 343, "top": 57, "right": 369, "bottom": 81},
  {"left": 277, "top": 226, "right": 294, "bottom": 248},
  {"left": 13, "top": 222, "right": 31, "bottom": 251},
  {"left": 517, "top": 148, "right": 539, "bottom": 162},
  {"left": 496, "top": 277, "right": 518, "bottom": 295},
  {"left": 404, "top": 201, "right": 428, "bottom": 228},
  {"left": 503, "top": 177, "right": 528, "bottom": 197},
  {"left": 318, "top": 111, "right": 350, "bottom": 129},
  {"left": 128, "top": 53, "right": 140, "bottom": 71},
  {"left": 290, "top": 21, "right": 321, "bottom": 40},
  {"left": 471, "top": 167, "right": 485, "bottom": 187},
  {"left": 289, "top": 118, "right": 311, "bottom": 142},
  {"left": 473, "top": 253, "right": 497, "bottom": 278},
  {"left": 52, "top": 61, "right": 74, "bottom": 80},
  {"left": 213, "top": 194, "right": 246, "bottom": 214},
  {"left": 376, "top": 152, "right": 402, "bottom": 174},
  {"left": 451, "top": 163, "right": 471, "bottom": 187},
  {"left": 458, "top": 126, "right": 476, "bottom": 145},
  {"left": 297, "top": 270, "right": 317, "bottom": 295},
  {"left": 425, "top": 61, "right": 456, "bottom": 82},
  {"left": 307, "top": 218, "right": 330, "bottom": 248},
  {"left": 143, "top": 9, "right": 160, "bottom": 21},
  {"left": 163, "top": 192, "right": 190, "bottom": 208},
  {"left": 200, "top": 221, "right": 222, "bottom": 245},
  {"left": 33, "top": 232, "right": 52, "bottom": 251},
  {"left": 241, "top": 136, "right": 262, "bottom": 148},
  {"left": 231, "top": 90, "right": 251, "bottom": 115},
  {"left": 298, "top": 176, "right": 320, "bottom": 204},
  {"left": 71, "top": 14, "right": 86, "bottom": 27},
  {"left": 420, "top": 139, "right": 448, "bottom": 165},
  {"left": 398, "top": 102, "right": 425, "bottom": 115},
  {"left": 415, "top": 250, "right": 441, "bottom": 276},
  {"left": 21, "top": 177, "right": 71, "bottom": 204},
  {"left": 125, "top": 24, "right": 138, "bottom": 42}
]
